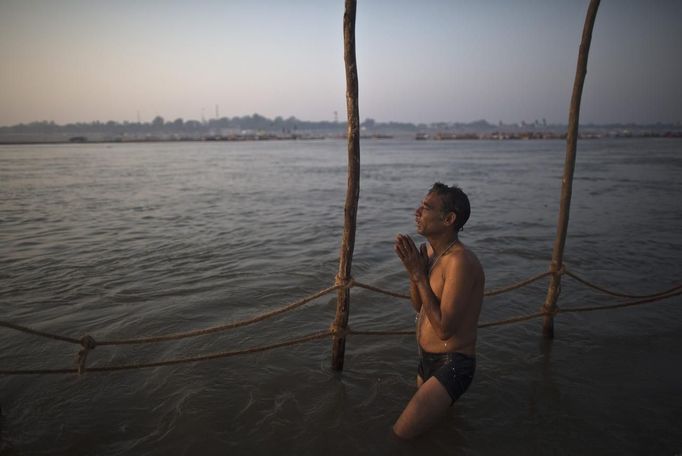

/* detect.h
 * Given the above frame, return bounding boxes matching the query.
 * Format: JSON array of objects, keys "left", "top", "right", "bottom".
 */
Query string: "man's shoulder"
[
  {"left": 444, "top": 245, "right": 482, "bottom": 274},
  {"left": 447, "top": 243, "right": 479, "bottom": 263}
]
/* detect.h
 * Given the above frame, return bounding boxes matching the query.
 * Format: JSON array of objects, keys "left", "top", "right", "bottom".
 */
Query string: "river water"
[{"left": 1, "top": 139, "right": 680, "bottom": 455}]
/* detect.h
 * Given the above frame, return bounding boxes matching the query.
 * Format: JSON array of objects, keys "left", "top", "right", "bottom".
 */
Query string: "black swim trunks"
[{"left": 417, "top": 350, "right": 476, "bottom": 405}]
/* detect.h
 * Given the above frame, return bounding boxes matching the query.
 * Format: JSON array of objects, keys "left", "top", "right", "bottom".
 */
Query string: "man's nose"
[{"left": 415, "top": 206, "right": 422, "bottom": 216}]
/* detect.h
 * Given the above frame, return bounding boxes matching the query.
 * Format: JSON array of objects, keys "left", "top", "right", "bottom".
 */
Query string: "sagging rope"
[
  {"left": 0, "top": 269, "right": 558, "bottom": 348},
  {"left": 1, "top": 330, "right": 332, "bottom": 376},
  {"left": 0, "top": 321, "right": 80, "bottom": 345},
  {"left": 5, "top": 265, "right": 672, "bottom": 349},
  {"left": 563, "top": 269, "right": 682, "bottom": 299},
  {"left": 557, "top": 288, "right": 682, "bottom": 314},
  {"left": 1, "top": 267, "right": 679, "bottom": 376},
  {"left": 4, "top": 286, "right": 679, "bottom": 376},
  {"left": 352, "top": 270, "right": 555, "bottom": 299},
  {"left": 0, "top": 271, "right": 531, "bottom": 349},
  {"left": 337, "top": 287, "right": 682, "bottom": 333},
  {"left": 0, "top": 284, "right": 341, "bottom": 348},
  {"left": 484, "top": 271, "right": 554, "bottom": 297},
  {"left": 97, "top": 284, "right": 341, "bottom": 346}
]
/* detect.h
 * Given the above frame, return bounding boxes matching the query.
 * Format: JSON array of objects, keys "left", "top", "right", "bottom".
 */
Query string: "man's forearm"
[
  {"left": 409, "top": 279, "right": 422, "bottom": 312},
  {"left": 413, "top": 276, "right": 448, "bottom": 339}
]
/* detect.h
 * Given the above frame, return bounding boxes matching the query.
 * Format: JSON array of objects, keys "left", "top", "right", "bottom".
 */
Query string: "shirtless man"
[{"left": 392, "top": 182, "right": 484, "bottom": 439}]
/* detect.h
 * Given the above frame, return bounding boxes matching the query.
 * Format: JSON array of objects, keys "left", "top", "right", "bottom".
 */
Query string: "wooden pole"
[
  {"left": 331, "top": 0, "right": 360, "bottom": 371},
  {"left": 543, "top": 0, "right": 601, "bottom": 338}
]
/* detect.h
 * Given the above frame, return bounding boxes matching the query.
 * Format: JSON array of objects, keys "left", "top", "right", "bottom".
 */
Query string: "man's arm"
[
  {"left": 395, "top": 235, "right": 429, "bottom": 313},
  {"left": 408, "top": 243, "right": 430, "bottom": 312},
  {"left": 408, "top": 279, "right": 422, "bottom": 312},
  {"left": 412, "top": 254, "right": 472, "bottom": 340}
]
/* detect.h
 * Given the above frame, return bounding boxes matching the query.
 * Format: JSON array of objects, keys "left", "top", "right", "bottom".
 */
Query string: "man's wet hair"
[{"left": 429, "top": 182, "right": 470, "bottom": 232}]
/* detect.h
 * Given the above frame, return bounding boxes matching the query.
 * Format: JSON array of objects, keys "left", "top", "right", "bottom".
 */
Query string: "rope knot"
[
  {"left": 549, "top": 306, "right": 560, "bottom": 316},
  {"left": 80, "top": 335, "right": 97, "bottom": 350},
  {"left": 540, "top": 305, "right": 561, "bottom": 317},
  {"left": 329, "top": 323, "right": 351, "bottom": 337},
  {"left": 76, "top": 335, "right": 97, "bottom": 375},
  {"left": 335, "top": 274, "right": 355, "bottom": 289},
  {"left": 550, "top": 263, "right": 566, "bottom": 275}
]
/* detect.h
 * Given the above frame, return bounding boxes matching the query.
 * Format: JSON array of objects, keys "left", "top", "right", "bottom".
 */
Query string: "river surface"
[{"left": 1, "top": 139, "right": 681, "bottom": 455}]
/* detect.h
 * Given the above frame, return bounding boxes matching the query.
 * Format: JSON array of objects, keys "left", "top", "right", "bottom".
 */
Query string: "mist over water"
[{"left": 1, "top": 139, "right": 681, "bottom": 455}]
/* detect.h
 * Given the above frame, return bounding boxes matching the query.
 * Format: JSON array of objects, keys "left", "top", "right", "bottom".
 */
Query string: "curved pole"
[
  {"left": 543, "top": 0, "right": 601, "bottom": 338},
  {"left": 331, "top": 0, "right": 360, "bottom": 370}
]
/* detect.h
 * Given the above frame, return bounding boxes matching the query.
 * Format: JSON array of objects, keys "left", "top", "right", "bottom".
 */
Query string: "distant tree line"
[
  {"left": 0, "top": 114, "right": 347, "bottom": 135},
  {"left": 1, "top": 114, "right": 680, "bottom": 142}
]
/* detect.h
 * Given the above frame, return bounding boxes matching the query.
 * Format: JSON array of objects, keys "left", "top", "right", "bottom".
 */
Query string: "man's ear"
[{"left": 444, "top": 212, "right": 457, "bottom": 227}]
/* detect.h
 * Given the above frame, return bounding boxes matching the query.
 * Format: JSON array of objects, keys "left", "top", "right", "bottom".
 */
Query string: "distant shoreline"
[
  {"left": 2, "top": 114, "right": 680, "bottom": 145},
  {"left": 1, "top": 133, "right": 681, "bottom": 146}
]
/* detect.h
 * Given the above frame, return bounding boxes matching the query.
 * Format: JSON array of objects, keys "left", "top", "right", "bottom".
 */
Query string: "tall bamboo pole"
[
  {"left": 331, "top": 0, "right": 360, "bottom": 371},
  {"left": 543, "top": 0, "right": 601, "bottom": 338}
]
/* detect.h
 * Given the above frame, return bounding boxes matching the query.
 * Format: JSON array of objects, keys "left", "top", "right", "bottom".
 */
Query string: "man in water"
[{"left": 392, "top": 182, "right": 484, "bottom": 439}]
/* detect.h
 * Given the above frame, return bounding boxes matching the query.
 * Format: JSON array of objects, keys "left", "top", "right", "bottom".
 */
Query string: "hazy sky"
[{"left": 1, "top": 0, "right": 681, "bottom": 126}]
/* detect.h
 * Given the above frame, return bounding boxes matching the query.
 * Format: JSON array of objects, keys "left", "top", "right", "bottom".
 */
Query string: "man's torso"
[{"left": 417, "top": 243, "right": 484, "bottom": 355}]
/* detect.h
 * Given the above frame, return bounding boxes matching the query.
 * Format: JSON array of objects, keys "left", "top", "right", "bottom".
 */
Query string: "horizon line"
[{"left": 2, "top": 114, "right": 681, "bottom": 129}]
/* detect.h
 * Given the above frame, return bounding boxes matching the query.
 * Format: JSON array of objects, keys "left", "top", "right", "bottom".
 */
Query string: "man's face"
[{"left": 415, "top": 192, "right": 446, "bottom": 235}]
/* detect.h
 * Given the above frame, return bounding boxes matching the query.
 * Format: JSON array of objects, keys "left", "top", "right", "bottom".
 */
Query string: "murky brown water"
[{"left": 1, "top": 139, "right": 680, "bottom": 455}]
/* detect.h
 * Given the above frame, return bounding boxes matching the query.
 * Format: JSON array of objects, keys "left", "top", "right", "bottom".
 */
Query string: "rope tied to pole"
[
  {"left": 1, "top": 276, "right": 679, "bottom": 376},
  {"left": 1, "top": 268, "right": 677, "bottom": 347},
  {"left": 334, "top": 274, "right": 355, "bottom": 289},
  {"left": 329, "top": 323, "right": 352, "bottom": 337},
  {"left": 2, "top": 267, "right": 680, "bottom": 377},
  {"left": 540, "top": 304, "right": 561, "bottom": 317}
]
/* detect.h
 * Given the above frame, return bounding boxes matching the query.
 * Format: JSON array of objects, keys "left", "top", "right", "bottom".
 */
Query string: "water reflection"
[{"left": 528, "top": 337, "right": 560, "bottom": 419}]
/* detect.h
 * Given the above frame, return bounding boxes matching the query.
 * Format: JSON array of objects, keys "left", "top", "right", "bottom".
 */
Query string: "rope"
[
  {"left": 349, "top": 329, "right": 414, "bottom": 336},
  {"left": 352, "top": 281, "right": 410, "bottom": 299},
  {"left": 1, "top": 268, "right": 679, "bottom": 377},
  {"left": 0, "top": 284, "right": 340, "bottom": 347},
  {"left": 484, "top": 271, "right": 553, "bottom": 297},
  {"left": 557, "top": 288, "right": 682, "bottom": 314},
  {"left": 350, "top": 271, "right": 555, "bottom": 300},
  {"left": 77, "top": 335, "right": 97, "bottom": 374},
  {"left": 98, "top": 284, "right": 340, "bottom": 345},
  {"left": 350, "top": 268, "right": 679, "bottom": 303},
  {"left": 0, "top": 321, "right": 80, "bottom": 344},
  {"left": 0, "top": 330, "right": 332, "bottom": 376},
  {"left": 2, "top": 268, "right": 679, "bottom": 348},
  {"left": 346, "top": 313, "right": 549, "bottom": 334},
  {"left": 335, "top": 274, "right": 355, "bottom": 289},
  {"left": 478, "top": 312, "right": 547, "bottom": 328},
  {"left": 1, "top": 284, "right": 679, "bottom": 376},
  {"left": 0, "top": 270, "right": 564, "bottom": 347},
  {"left": 563, "top": 268, "right": 682, "bottom": 299},
  {"left": 329, "top": 322, "right": 351, "bottom": 337},
  {"left": 349, "top": 287, "right": 681, "bottom": 334}
]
